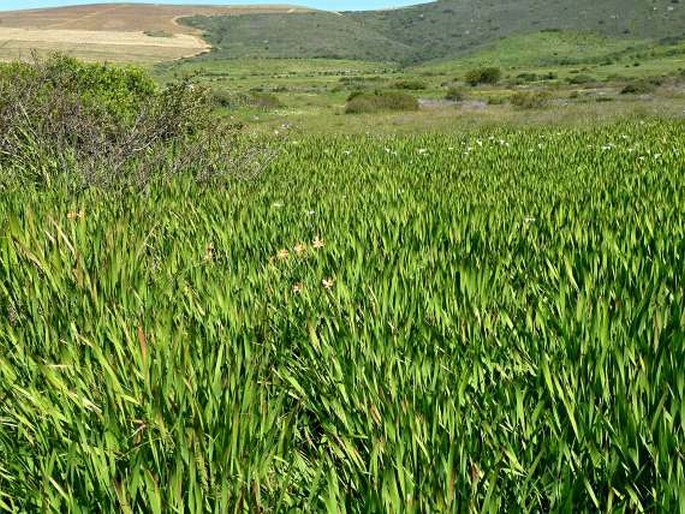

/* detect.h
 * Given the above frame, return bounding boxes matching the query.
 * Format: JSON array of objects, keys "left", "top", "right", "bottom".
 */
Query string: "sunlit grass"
[{"left": 1, "top": 121, "right": 684, "bottom": 511}]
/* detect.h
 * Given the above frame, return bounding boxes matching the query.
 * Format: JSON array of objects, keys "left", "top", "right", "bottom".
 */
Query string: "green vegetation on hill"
[
  {"left": 182, "top": 12, "right": 412, "bottom": 62},
  {"left": 182, "top": 0, "right": 685, "bottom": 64}
]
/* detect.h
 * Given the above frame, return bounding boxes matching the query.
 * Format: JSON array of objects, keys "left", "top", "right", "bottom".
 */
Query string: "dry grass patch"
[{"left": 0, "top": 3, "right": 313, "bottom": 63}]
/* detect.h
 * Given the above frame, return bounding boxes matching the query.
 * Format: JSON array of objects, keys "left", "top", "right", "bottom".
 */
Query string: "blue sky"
[{"left": 0, "top": 0, "right": 430, "bottom": 12}]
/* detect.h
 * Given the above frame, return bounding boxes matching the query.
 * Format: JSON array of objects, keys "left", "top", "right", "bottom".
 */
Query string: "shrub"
[
  {"left": 249, "top": 92, "right": 283, "bottom": 110},
  {"left": 567, "top": 74, "right": 596, "bottom": 85},
  {"left": 393, "top": 79, "right": 427, "bottom": 90},
  {"left": 487, "top": 95, "right": 507, "bottom": 105},
  {"left": 515, "top": 72, "right": 538, "bottom": 84},
  {"left": 345, "top": 91, "right": 418, "bottom": 114},
  {"left": 445, "top": 86, "right": 465, "bottom": 102},
  {"left": 0, "top": 54, "right": 265, "bottom": 190},
  {"left": 620, "top": 80, "right": 657, "bottom": 95},
  {"left": 510, "top": 91, "right": 551, "bottom": 109},
  {"left": 464, "top": 66, "right": 502, "bottom": 86}
]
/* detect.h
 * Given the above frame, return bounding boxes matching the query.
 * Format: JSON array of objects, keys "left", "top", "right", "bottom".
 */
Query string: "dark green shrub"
[
  {"left": 465, "top": 66, "right": 502, "bottom": 86},
  {"left": 393, "top": 79, "right": 427, "bottom": 90},
  {"left": 486, "top": 96, "right": 507, "bottom": 105},
  {"left": 445, "top": 86, "right": 465, "bottom": 101},
  {"left": 620, "top": 80, "right": 657, "bottom": 95},
  {"left": 249, "top": 92, "right": 283, "bottom": 110},
  {"left": 212, "top": 89, "right": 237, "bottom": 108},
  {"left": 0, "top": 54, "right": 258, "bottom": 190},
  {"left": 515, "top": 72, "right": 538, "bottom": 84},
  {"left": 213, "top": 90, "right": 282, "bottom": 110},
  {"left": 567, "top": 74, "right": 596, "bottom": 85},
  {"left": 345, "top": 91, "right": 418, "bottom": 114},
  {"left": 510, "top": 91, "right": 551, "bottom": 109},
  {"left": 0, "top": 53, "right": 158, "bottom": 123}
]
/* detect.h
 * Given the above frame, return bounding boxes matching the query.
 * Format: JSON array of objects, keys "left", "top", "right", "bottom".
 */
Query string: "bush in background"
[
  {"left": 444, "top": 86, "right": 466, "bottom": 102},
  {"left": 345, "top": 91, "right": 418, "bottom": 114},
  {"left": 464, "top": 66, "right": 501, "bottom": 86},
  {"left": 510, "top": 90, "right": 551, "bottom": 109},
  {"left": 392, "top": 79, "right": 427, "bottom": 90},
  {"left": 567, "top": 73, "right": 596, "bottom": 85},
  {"left": 0, "top": 54, "right": 268, "bottom": 190},
  {"left": 620, "top": 79, "right": 658, "bottom": 95}
]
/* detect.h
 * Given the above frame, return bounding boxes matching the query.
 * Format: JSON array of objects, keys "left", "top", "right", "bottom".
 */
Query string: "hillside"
[
  {"left": 184, "top": 0, "right": 685, "bottom": 63},
  {"left": 182, "top": 12, "right": 413, "bottom": 62},
  {"left": 0, "top": 3, "right": 312, "bottom": 63}
]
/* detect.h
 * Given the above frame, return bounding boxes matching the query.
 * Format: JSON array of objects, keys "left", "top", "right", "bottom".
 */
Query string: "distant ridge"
[
  {"left": 184, "top": 0, "right": 685, "bottom": 63},
  {"left": 1, "top": 1, "right": 684, "bottom": 64}
]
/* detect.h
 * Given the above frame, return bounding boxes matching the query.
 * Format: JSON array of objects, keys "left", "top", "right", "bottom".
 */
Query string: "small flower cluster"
[
  {"left": 275, "top": 236, "right": 325, "bottom": 262},
  {"left": 67, "top": 210, "right": 85, "bottom": 220},
  {"left": 270, "top": 236, "right": 334, "bottom": 294}
]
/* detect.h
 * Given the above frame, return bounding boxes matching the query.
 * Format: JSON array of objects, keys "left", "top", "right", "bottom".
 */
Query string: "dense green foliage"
[
  {"left": 181, "top": 0, "right": 685, "bottom": 63},
  {"left": 0, "top": 55, "right": 249, "bottom": 190},
  {"left": 0, "top": 54, "right": 158, "bottom": 123},
  {"left": 510, "top": 90, "right": 552, "bottom": 109},
  {"left": 345, "top": 91, "right": 419, "bottom": 114},
  {"left": 464, "top": 67, "right": 502, "bottom": 86},
  {"left": 1, "top": 121, "right": 684, "bottom": 511}
]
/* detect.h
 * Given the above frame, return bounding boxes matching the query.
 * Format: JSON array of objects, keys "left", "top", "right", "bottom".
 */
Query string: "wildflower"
[
  {"left": 292, "top": 282, "right": 304, "bottom": 294},
  {"left": 294, "top": 243, "right": 307, "bottom": 255},
  {"left": 67, "top": 210, "right": 84, "bottom": 220},
  {"left": 417, "top": 148, "right": 428, "bottom": 154},
  {"left": 312, "top": 236, "right": 325, "bottom": 249},
  {"left": 204, "top": 243, "right": 215, "bottom": 261},
  {"left": 322, "top": 277, "right": 335, "bottom": 290},
  {"left": 276, "top": 249, "right": 290, "bottom": 260}
]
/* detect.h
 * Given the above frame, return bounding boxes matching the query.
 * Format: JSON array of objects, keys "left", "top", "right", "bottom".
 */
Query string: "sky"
[{"left": 0, "top": 0, "right": 431, "bottom": 12}]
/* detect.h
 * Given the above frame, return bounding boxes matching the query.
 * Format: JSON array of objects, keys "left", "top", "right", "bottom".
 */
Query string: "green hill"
[
  {"left": 182, "top": 0, "right": 685, "bottom": 64},
  {"left": 182, "top": 12, "right": 413, "bottom": 62}
]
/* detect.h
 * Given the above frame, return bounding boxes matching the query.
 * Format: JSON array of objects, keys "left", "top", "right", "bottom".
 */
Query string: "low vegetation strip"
[{"left": 1, "top": 117, "right": 683, "bottom": 510}]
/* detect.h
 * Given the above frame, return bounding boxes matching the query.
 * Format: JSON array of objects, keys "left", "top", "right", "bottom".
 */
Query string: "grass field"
[
  {"left": 1, "top": 121, "right": 684, "bottom": 511},
  {"left": 2, "top": 3, "right": 685, "bottom": 510},
  {"left": 153, "top": 40, "right": 685, "bottom": 135}
]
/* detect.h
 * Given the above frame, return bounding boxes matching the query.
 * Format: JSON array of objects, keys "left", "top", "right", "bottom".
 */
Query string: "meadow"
[
  {"left": 1, "top": 6, "right": 685, "bottom": 507},
  {"left": 1, "top": 120, "right": 684, "bottom": 511}
]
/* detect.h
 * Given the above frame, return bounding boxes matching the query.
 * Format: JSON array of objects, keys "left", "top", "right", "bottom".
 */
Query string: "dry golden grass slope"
[{"left": 0, "top": 3, "right": 313, "bottom": 63}]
